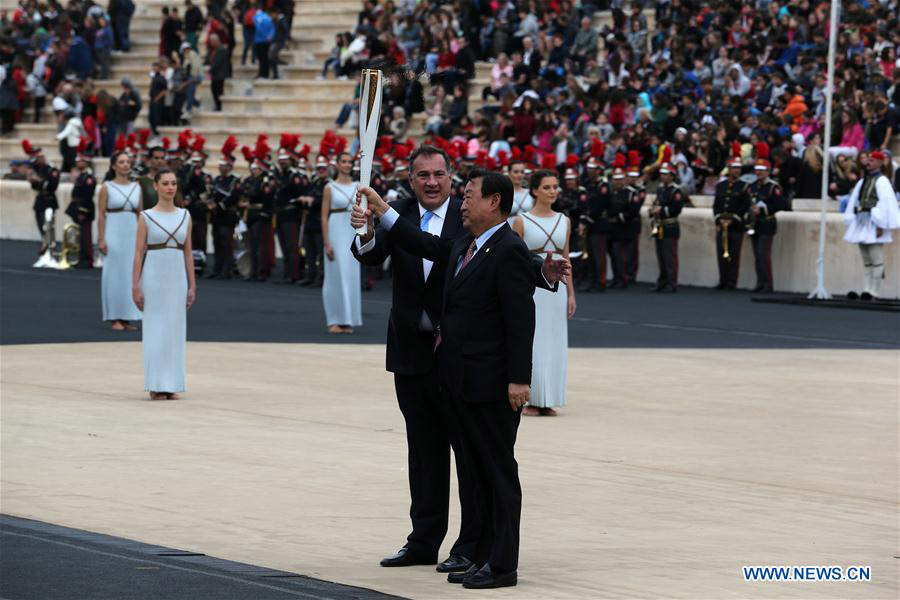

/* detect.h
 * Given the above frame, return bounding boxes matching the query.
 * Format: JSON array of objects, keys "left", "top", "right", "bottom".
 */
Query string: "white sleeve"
[
  {"left": 355, "top": 235, "right": 377, "bottom": 254},
  {"left": 379, "top": 206, "right": 400, "bottom": 231},
  {"left": 871, "top": 176, "right": 900, "bottom": 230},
  {"left": 843, "top": 180, "right": 862, "bottom": 225}
]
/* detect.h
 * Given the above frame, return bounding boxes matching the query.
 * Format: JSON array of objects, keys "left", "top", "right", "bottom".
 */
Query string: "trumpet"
[{"left": 721, "top": 220, "right": 731, "bottom": 260}]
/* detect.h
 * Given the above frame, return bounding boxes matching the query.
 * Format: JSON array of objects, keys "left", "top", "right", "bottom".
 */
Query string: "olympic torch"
[{"left": 356, "top": 68, "right": 383, "bottom": 235}]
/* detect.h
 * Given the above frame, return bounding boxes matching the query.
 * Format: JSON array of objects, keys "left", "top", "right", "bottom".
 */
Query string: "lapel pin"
[{"left": 486, "top": 247, "right": 491, "bottom": 254}]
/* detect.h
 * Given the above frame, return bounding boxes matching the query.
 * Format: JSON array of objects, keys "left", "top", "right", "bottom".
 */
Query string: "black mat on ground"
[
  {"left": 2, "top": 240, "right": 897, "bottom": 349},
  {"left": 752, "top": 294, "right": 900, "bottom": 312},
  {"left": 0, "top": 515, "right": 406, "bottom": 600}
]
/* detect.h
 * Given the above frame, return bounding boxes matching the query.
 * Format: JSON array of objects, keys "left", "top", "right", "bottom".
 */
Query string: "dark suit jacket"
[
  {"left": 351, "top": 197, "right": 462, "bottom": 375},
  {"left": 388, "top": 217, "right": 536, "bottom": 404}
]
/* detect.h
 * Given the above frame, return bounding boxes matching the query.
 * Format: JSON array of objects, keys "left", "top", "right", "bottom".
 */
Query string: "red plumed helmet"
[
  {"left": 192, "top": 134, "right": 206, "bottom": 154},
  {"left": 474, "top": 150, "right": 488, "bottom": 167},
  {"left": 566, "top": 153, "right": 578, "bottom": 168},
  {"left": 334, "top": 136, "right": 348, "bottom": 156},
  {"left": 511, "top": 146, "right": 522, "bottom": 160},
  {"left": 137, "top": 128, "right": 150, "bottom": 148},
  {"left": 255, "top": 134, "right": 271, "bottom": 160},
  {"left": 523, "top": 145, "right": 536, "bottom": 163},
  {"left": 756, "top": 141, "right": 769, "bottom": 160},
  {"left": 394, "top": 144, "right": 411, "bottom": 161},
  {"left": 541, "top": 154, "right": 557, "bottom": 169},
  {"left": 21, "top": 139, "right": 40, "bottom": 155},
  {"left": 298, "top": 144, "right": 311, "bottom": 159},
  {"left": 613, "top": 153, "right": 626, "bottom": 169},
  {"left": 162, "top": 137, "right": 171, "bottom": 150},
  {"left": 221, "top": 135, "right": 238, "bottom": 158},
  {"left": 497, "top": 150, "right": 509, "bottom": 166},
  {"left": 730, "top": 141, "right": 742, "bottom": 159},
  {"left": 241, "top": 145, "right": 254, "bottom": 163},
  {"left": 590, "top": 138, "right": 605, "bottom": 158},
  {"left": 485, "top": 156, "right": 497, "bottom": 170},
  {"left": 114, "top": 134, "right": 126, "bottom": 152},
  {"left": 627, "top": 150, "right": 641, "bottom": 169},
  {"left": 177, "top": 129, "right": 193, "bottom": 150},
  {"left": 126, "top": 132, "right": 136, "bottom": 149}
]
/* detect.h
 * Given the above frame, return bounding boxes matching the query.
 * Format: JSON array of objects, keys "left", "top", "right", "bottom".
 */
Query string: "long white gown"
[
  {"left": 141, "top": 208, "right": 189, "bottom": 393},
  {"left": 521, "top": 212, "right": 569, "bottom": 408},
  {"left": 102, "top": 181, "right": 143, "bottom": 321},
  {"left": 508, "top": 189, "right": 534, "bottom": 226},
  {"left": 323, "top": 180, "right": 362, "bottom": 327}
]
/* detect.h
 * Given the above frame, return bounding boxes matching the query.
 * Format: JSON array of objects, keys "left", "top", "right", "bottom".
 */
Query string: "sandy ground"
[{"left": 1, "top": 341, "right": 898, "bottom": 599}]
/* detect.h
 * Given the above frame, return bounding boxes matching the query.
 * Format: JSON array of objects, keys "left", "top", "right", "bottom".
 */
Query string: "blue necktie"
[{"left": 420, "top": 210, "right": 434, "bottom": 232}]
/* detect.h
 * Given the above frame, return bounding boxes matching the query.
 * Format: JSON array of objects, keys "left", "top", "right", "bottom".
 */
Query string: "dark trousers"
[
  {"left": 78, "top": 220, "right": 93, "bottom": 266},
  {"left": 611, "top": 237, "right": 637, "bottom": 286},
  {"left": 33, "top": 96, "right": 44, "bottom": 123},
  {"left": 751, "top": 233, "right": 775, "bottom": 291},
  {"left": 302, "top": 228, "right": 323, "bottom": 283},
  {"left": 715, "top": 227, "right": 744, "bottom": 289},
  {"left": 449, "top": 391, "right": 522, "bottom": 571},
  {"left": 242, "top": 26, "right": 255, "bottom": 64},
  {"left": 394, "top": 366, "right": 480, "bottom": 560},
  {"left": 254, "top": 42, "right": 271, "bottom": 78},
  {"left": 190, "top": 214, "right": 207, "bottom": 255},
  {"left": 211, "top": 79, "right": 224, "bottom": 111},
  {"left": 149, "top": 102, "right": 162, "bottom": 135},
  {"left": 60, "top": 140, "right": 75, "bottom": 172},
  {"left": 211, "top": 224, "right": 235, "bottom": 277},
  {"left": 276, "top": 220, "right": 300, "bottom": 281},
  {"left": 586, "top": 233, "right": 607, "bottom": 289},
  {"left": 654, "top": 236, "right": 679, "bottom": 288},
  {"left": 247, "top": 220, "right": 272, "bottom": 279},
  {"left": 0, "top": 109, "right": 15, "bottom": 134}
]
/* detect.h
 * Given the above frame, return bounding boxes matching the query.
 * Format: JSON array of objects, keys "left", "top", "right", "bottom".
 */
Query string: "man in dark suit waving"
[{"left": 355, "top": 169, "right": 563, "bottom": 589}]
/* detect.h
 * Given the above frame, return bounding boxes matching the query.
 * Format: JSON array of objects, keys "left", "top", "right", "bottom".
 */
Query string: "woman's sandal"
[
  {"left": 539, "top": 407, "right": 558, "bottom": 416},
  {"left": 124, "top": 322, "right": 138, "bottom": 331},
  {"left": 166, "top": 393, "right": 179, "bottom": 400},
  {"left": 340, "top": 327, "right": 354, "bottom": 334},
  {"left": 523, "top": 406, "right": 540, "bottom": 416},
  {"left": 111, "top": 321, "right": 125, "bottom": 331},
  {"left": 327, "top": 325, "right": 343, "bottom": 334},
  {"left": 149, "top": 391, "right": 163, "bottom": 400}
]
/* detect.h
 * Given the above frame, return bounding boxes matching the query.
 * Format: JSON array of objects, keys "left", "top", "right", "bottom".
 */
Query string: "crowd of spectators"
[{"left": 324, "top": 0, "right": 900, "bottom": 199}]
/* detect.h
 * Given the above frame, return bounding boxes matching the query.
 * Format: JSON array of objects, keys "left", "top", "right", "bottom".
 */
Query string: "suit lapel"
[
  {"left": 443, "top": 234, "right": 472, "bottom": 307},
  {"left": 440, "top": 198, "right": 462, "bottom": 242},
  {"left": 450, "top": 223, "right": 509, "bottom": 290}
]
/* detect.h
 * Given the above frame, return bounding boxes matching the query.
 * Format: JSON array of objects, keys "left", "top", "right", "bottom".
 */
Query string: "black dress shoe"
[
  {"left": 860, "top": 292, "right": 873, "bottom": 301},
  {"left": 846, "top": 291, "right": 859, "bottom": 300},
  {"left": 447, "top": 563, "right": 480, "bottom": 584},
  {"left": 436, "top": 554, "right": 473, "bottom": 573},
  {"left": 462, "top": 564, "right": 517, "bottom": 589},
  {"left": 379, "top": 547, "right": 437, "bottom": 567}
]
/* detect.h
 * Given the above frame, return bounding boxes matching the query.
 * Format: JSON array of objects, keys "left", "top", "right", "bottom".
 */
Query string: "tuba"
[{"left": 57, "top": 223, "right": 82, "bottom": 269}]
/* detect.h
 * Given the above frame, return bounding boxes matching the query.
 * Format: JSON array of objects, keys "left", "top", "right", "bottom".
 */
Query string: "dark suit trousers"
[
  {"left": 394, "top": 362, "right": 480, "bottom": 560},
  {"left": 450, "top": 390, "right": 523, "bottom": 571},
  {"left": 211, "top": 224, "right": 235, "bottom": 276},
  {"left": 654, "top": 236, "right": 678, "bottom": 287},
  {"left": 715, "top": 228, "right": 744, "bottom": 288},
  {"left": 78, "top": 221, "right": 93, "bottom": 266},
  {"left": 587, "top": 233, "right": 607, "bottom": 288},
  {"left": 302, "top": 229, "right": 323, "bottom": 283},
  {"left": 751, "top": 233, "right": 774, "bottom": 291},
  {"left": 276, "top": 220, "right": 300, "bottom": 281}
]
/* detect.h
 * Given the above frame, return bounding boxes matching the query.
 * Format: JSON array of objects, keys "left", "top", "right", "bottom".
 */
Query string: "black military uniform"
[
  {"left": 746, "top": 172, "right": 787, "bottom": 292},
  {"left": 208, "top": 170, "right": 241, "bottom": 278},
  {"left": 553, "top": 181, "right": 587, "bottom": 286},
  {"left": 300, "top": 172, "right": 326, "bottom": 286},
  {"left": 65, "top": 168, "right": 97, "bottom": 267},
  {"left": 241, "top": 170, "right": 275, "bottom": 281},
  {"left": 182, "top": 164, "right": 211, "bottom": 259},
  {"left": 608, "top": 180, "right": 641, "bottom": 288},
  {"left": 29, "top": 159, "right": 60, "bottom": 236},
  {"left": 713, "top": 177, "right": 752, "bottom": 289},
  {"left": 273, "top": 164, "right": 305, "bottom": 283},
  {"left": 650, "top": 181, "right": 685, "bottom": 292},
  {"left": 624, "top": 179, "right": 646, "bottom": 283},
  {"left": 578, "top": 177, "right": 611, "bottom": 291}
]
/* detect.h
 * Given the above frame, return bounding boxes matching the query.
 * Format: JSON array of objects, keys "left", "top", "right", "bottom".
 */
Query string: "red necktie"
[{"left": 435, "top": 239, "right": 478, "bottom": 352}]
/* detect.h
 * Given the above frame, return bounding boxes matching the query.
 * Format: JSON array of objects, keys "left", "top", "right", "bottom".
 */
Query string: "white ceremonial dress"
[
  {"left": 102, "top": 181, "right": 143, "bottom": 321},
  {"left": 508, "top": 189, "right": 534, "bottom": 226},
  {"left": 521, "top": 212, "right": 569, "bottom": 408},
  {"left": 323, "top": 180, "right": 362, "bottom": 327},
  {"left": 141, "top": 208, "right": 189, "bottom": 393}
]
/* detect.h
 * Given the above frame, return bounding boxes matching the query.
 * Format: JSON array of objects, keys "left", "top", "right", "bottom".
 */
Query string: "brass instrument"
[
  {"left": 57, "top": 223, "right": 82, "bottom": 269},
  {"left": 721, "top": 220, "right": 731, "bottom": 260},
  {"left": 649, "top": 202, "right": 662, "bottom": 239}
]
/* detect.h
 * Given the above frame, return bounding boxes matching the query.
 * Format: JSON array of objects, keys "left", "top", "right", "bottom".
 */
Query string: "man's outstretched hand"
[{"left": 541, "top": 251, "right": 571, "bottom": 285}]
